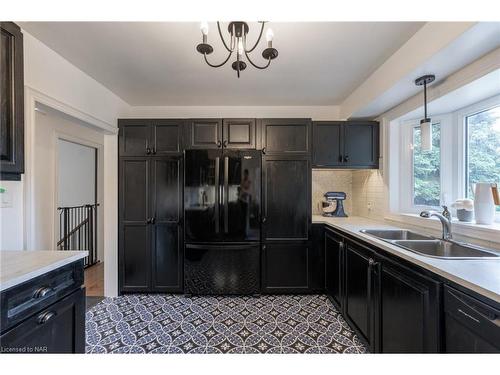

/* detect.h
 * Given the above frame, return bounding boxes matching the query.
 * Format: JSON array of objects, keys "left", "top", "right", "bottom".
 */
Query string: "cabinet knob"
[
  {"left": 338, "top": 155, "right": 343, "bottom": 163},
  {"left": 146, "top": 147, "right": 151, "bottom": 155},
  {"left": 223, "top": 140, "right": 228, "bottom": 148},
  {"left": 368, "top": 258, "right": 379, "bottom": 267},
  {"left": 262, "top": 147, "right": 267, "bottom": 154},
  {"left": 33, "top": 286, "right": 53, "bottom": 299},
  {"left": 262, "top": 217, "right": 267, "bottom": 223},
  {"left": 151, "top": 217, "right": 156, "bottom": 224},
  {"left": 151, "top": 147, "right": 156, "bottom": 155},
  {"left": 37, "top": 311, "right": 56, "bottom": 325},
  {"left": 344, "top": 155, "right": 350, "bottom": 163},
  {"left": 217, "top": 140, "right": 222, "bottom": 148}
]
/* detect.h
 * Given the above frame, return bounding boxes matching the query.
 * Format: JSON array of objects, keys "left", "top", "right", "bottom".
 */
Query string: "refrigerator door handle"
[
  {"left": 215, "top": 156, "right": 220, "bottom": 234},
  {"left": 224, "top": 156, "right": 229, "bottom": 233}
]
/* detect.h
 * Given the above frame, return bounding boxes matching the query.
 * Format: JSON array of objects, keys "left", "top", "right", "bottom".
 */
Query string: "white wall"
[
  {"left": 124, "top": 105, "right": 341, "bottom": 120},
  {"left": 0, "top": 30, "right": 126, "bottom": 253},
  {"left": 57, "top": 139, "right": 96, "bottom": 207},
  {"left": 0, "top": 180, "right": 24, "bottom": 250}
]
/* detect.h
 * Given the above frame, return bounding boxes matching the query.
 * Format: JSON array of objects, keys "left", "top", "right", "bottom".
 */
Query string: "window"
[
  {"left": 413, "top": 123, "right": 441, "bottom": 206},
  {"left": 465, "top": 105, "right": 500, "bottom": 202},
  {"left": 398, "top": 94, "right": 500, "bottom": 220}
]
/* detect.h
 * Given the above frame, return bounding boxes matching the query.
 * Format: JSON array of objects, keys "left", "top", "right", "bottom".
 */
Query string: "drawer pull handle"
[
  {"left": 458, "top": 309, "right": 480, "bottom": 324},
  {"left": 33, "top": 286, "right": 53, "bottom": 299},
  {"left": 38, "top": 311, "right": 56, "bottom": 325}
]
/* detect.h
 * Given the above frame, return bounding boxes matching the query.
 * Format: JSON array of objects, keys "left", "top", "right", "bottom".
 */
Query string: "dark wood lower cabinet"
[
  {"left": 0, "top": 288, "right": 85, "bottom": 353},
  {"left": 344, "top": 242, "right": 376, "bottom": 350},
  {"left": 262, "top": 242, "right": 310, "bottom": 293},
  {"left": 375, "top": 259, "right": 440, "bottom": 353},
  {"left": 443, "top": 285, "right": 500, "bottom": 353},
  {"left": 324, "top": 229, "right": 344, "bottom": 310},
  {"left": 152, "top": 223, "right": 183, "bottom": 292}
]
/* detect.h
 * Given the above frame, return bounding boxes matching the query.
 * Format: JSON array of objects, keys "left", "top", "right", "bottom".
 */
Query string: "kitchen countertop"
[
  {"left": 0, "top": 250, "right": 88, "bottom": 292},
  {"left": 313, "top": 215, "right": 500, "bottom": 304}
]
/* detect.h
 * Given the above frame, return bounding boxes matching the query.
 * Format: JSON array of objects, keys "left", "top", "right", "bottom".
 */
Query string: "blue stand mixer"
[{"left": 322, "top": 191, "right": 348, "bottom": 217}]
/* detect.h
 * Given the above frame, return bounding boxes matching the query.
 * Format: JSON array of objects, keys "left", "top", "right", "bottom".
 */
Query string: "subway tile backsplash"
[{"left": 312, "top": 169, "right": 386, "bottom": 219}]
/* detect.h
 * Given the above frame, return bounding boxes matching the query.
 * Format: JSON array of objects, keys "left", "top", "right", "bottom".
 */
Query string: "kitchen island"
[{"left": 0, "top": 250, "right": 87, "bottom": 353}]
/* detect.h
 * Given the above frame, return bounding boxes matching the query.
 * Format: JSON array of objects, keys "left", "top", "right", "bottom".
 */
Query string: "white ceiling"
[{"left": 19, "top": 22, "right": 424, "bottom": 106}]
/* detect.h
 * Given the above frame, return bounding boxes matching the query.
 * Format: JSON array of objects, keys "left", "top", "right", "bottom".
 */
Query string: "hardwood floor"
[{"left": 85, "top": 262, "right": 104, "bottom": 296}]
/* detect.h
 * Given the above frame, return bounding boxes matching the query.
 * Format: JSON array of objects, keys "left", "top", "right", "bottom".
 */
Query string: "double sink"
[{"left": 360, "top": 229, "right": 500, "bottom": 259}]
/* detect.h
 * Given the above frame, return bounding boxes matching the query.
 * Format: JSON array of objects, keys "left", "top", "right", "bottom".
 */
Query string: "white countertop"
[
  {"left": 0, "top": 250, "right": 88, "bottom": 292},
  {"left": 313, "top": 215, "right": 500, "bottom": 304}
]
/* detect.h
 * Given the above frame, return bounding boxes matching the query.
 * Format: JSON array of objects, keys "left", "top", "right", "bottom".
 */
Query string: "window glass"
[
  {"left": 413, "top": 123, "right": 441, "bottom": 206},
  {"left": 466, "top": 106, "right": 500, "bottom": 211}
]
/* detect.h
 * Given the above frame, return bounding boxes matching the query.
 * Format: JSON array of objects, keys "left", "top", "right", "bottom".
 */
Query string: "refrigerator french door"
[{"left": 184, "top": 149, "right": 261, "bottom": 294}]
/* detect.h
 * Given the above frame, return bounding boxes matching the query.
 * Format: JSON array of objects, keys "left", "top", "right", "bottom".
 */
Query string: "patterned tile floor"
[{"left": 86, "top": 294, "right": 367, "bottom": 354}]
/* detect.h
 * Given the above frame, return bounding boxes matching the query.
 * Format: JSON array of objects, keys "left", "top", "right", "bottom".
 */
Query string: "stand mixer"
[{"left": 322, "top": 191, "right": 348, "bottom": 217}]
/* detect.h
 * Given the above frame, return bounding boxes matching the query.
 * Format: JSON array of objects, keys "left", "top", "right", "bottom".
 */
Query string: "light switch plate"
[{"left": 0, "top": 189, "right": 13, "bottom": 208}]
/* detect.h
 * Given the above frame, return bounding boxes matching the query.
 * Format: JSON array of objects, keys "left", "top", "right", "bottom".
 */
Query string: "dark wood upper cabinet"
[
  {"left": 375, "top": 258, "right": 441, "bottom": 353},
  {"left": 312, "top": 121, "right": 343, "bottom": 167},
  {"left": 152, "top": 119, "right": 183, "bottom": 155},
  {"left": 343, "top": 121, "right": 379, "bottom": 168},
  {"left": 186, "top": 119, "right": 222, "bottom": 149},
  {"left": 119, "top": 121, "right": 151, "bottom": 156},
  {"left": 312, "top": 121, "right": 379, "bottom": 168},
  {"left": 119, "top": 119, "right": 183, "bottom": 156},
  {"left": 261, "top": 118, "right": 311, "bottom": 154},
  {"left": 222, "top": 118, "right": 256, "bottom": 149},
  {"left": 1, "top": 22, "right": 24, "bottom": 181}
]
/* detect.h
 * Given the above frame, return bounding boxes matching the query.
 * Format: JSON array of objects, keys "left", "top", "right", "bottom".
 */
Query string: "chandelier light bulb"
[
  {"left": 237, "top": 39, "right": 244, "bottom": 55},
  {"left": 266, "top": 28, "right": 274, "bottom": 42},
  {"left": 200, "top": 21, "right": 209, "bottom": 35}
]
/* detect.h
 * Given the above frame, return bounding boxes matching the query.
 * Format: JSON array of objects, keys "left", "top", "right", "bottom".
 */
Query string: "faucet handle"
[{"left": 442, "top": 205, "right": 451, "bottom": 221}]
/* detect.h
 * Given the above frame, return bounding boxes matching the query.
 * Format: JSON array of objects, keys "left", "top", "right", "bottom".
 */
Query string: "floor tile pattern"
[{"left": 86, "top": 294, "right": 367, "bottom": 354}]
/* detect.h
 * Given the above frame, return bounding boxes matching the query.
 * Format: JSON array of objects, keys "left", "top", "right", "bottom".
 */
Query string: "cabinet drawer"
[
  {"left": 0, "top": 288, "right": 85, "bottom": 353},
  {"left": 0, "top": 260, "right": 84, "bottom": 334}
]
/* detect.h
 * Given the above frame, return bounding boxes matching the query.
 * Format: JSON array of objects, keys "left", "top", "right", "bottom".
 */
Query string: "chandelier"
[{"left": 196, "top": 21, "right": 278, "bottom": 78}]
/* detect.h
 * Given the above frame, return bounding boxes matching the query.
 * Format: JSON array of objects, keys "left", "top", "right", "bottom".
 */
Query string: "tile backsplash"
[
  {"left": 312, "top": 169, "right": 386, "bottom": 218},
  {"left": 312, "top": 170, "right": 352, "bottom": 215}
]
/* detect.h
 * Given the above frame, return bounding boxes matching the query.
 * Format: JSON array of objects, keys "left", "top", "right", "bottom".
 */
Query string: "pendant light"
[{"left": 415, "top": 74, "right": 435, "bottom": 151}]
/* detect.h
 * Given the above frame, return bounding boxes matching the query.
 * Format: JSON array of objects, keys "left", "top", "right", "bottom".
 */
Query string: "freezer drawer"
[{"left": 184, "top": 243, "right": 260, "bottom": 295}]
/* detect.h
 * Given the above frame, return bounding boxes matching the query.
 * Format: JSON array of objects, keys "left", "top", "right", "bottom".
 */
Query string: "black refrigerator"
[{"left": 184, "top": 149, "right": 261, "bottom": 295}]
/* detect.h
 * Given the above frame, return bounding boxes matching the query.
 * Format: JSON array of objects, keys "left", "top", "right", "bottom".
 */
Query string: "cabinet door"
[
  {"left": 186, "top": 119, "right": 222, "bottom": 149},
  {"left": 312, "top": 122, "right": 343, "bottom": 167},
  {"left": 262, "top": 156, "right": 310, "bottom": 241},
  {"left": 376, "top": 261, "right": 440, "bottom": 353},
  {"left": 119, "top": 121, "right": 152, "bottom": 156},
  {"left": 343, "top": 122, "right": 379, "bottom": 168},
  {"left": 0, "top": 288, "right": 85, "bottom": 353},
  {"left": 0, "top": 22, "right": 24, "bottom": 180},
  {"left": 325, "top": 230, "right": 344, "bottom": 309},
  {"left": 261, "top": 119, "right": 311, "bottom": 154},
  {"left": 119, "top": 158, "right": 151, "bottom": 292},
  {"left": 150, "top": 157, "right": 183, "bottom": 292},
  {"left": 262, "top": 242, "right": 310, "bottom": 293},
  {"left": 222, "top": 118, "right": 256, "bottom": 149},
  {"left": 152, "top": 120, "right": 183, "bottom": 155},
  {"left": 344, "top": 242, "right": 376, "bottom": 349}
]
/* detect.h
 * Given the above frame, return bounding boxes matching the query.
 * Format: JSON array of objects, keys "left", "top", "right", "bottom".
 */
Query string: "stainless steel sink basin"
[
  {"left": 393, "top": 240, "right": 500, "bottom": 259},
  {"left": 360, "top": 229, "right": 433, "bottom": 241}
]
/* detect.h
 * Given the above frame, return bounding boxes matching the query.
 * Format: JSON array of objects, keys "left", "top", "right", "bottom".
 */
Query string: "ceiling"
[{"left": 19, "top": 22, "right": 424, "bottom": 106}]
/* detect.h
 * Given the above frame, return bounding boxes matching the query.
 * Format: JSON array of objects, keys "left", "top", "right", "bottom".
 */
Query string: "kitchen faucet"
[{"left": 420, "top": 210, "right": 453, "bottom": 240}]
